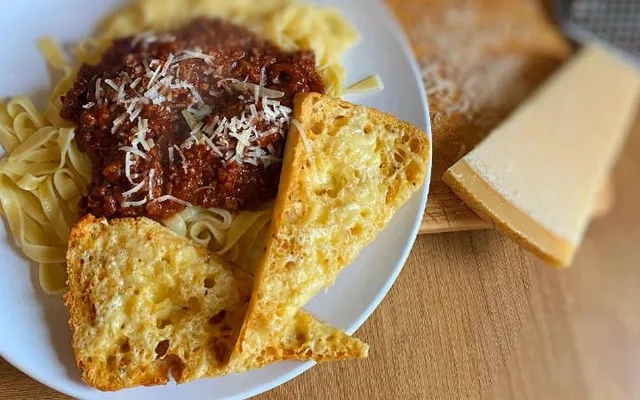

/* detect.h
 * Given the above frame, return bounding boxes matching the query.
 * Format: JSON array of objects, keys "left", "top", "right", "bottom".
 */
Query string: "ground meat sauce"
[{"left": 61, "top": 18, "right": 324, "bottom": 220}]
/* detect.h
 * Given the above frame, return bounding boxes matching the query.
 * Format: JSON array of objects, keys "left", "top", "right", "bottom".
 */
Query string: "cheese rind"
[
  {"left": 444, "top": 160, "right": 574, "bottom": 266},
  {"left": 444, "top": 45, "right": 640, "bottom": 267}
]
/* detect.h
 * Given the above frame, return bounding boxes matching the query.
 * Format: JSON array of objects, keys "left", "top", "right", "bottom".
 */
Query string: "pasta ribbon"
[{"left": 0, "top": 0, "right": 359, "bottom": 293}]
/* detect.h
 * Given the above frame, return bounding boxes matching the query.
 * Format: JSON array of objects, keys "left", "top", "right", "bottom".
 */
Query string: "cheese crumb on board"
[{"left": 443, "top": 45, "right": 640, "bottom": 267}]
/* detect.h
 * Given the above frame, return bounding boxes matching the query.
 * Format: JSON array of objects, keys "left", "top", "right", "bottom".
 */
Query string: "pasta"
[{"left": 0, "top": 0, "right": 360, "bottom": 294}]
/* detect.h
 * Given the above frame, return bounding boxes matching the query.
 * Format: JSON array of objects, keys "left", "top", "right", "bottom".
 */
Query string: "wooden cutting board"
[
  {"left": 385, "top": 0, "right": 616, "bottom": 235},
  {"left": 420, "top": 178, "right": 615, "bottom": 234}
]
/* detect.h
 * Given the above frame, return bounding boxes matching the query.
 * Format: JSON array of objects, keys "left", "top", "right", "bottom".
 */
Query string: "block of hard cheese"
[{"left": 443, "top": 45, "right": 640, "bottom": 267}]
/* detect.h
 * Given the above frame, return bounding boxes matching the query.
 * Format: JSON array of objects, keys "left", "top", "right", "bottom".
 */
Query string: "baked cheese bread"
[
  {"left": 65, "top": 215, "right": 368, "bottom": 391},
  {"left": 230, "top": 93, "right": 430, "bottom": 367}
]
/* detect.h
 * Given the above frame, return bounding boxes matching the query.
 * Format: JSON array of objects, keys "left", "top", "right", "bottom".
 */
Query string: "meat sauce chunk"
[{"left": 61, "top": 18, "right": 324, "bottom": 220}]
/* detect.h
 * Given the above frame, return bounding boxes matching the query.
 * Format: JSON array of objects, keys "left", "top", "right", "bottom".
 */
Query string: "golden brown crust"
[
  {"left": 65, "top": 215, "right": 367, "bottom": 391},
  {"left": 232, "top": 92, "right": 429, "bottom": 367}
]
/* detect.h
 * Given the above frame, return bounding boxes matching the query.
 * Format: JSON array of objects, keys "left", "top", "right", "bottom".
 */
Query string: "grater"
[{"left": 554, "top": 0, "right": 640, "bottom": 68}]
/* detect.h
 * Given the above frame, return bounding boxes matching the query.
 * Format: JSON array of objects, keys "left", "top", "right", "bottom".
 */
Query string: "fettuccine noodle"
[{"left": 0, "top": 0, "right": 359, "bottom": 294}]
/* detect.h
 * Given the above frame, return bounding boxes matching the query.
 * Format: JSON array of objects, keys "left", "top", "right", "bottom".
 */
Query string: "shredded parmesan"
[
  {"left": 122, "top": 198, "right": 147, "bottom": 207},
  {"left": 173, "top": 145, "right": 186, "bottom": 163},
  {"left": 130, "top": 77, "right": 142, "bottom": 89},
  {"left": 122, "top": 179, "right": 146, "bottom": 197},
  {"left": 411, "top": 3, "right": 530, "bottom": 124},
  {"left": 116, "top": 81, "right": 126, "bottom": 103},
  {"left": 119, "top": 146, "right": 148, "bottom": 159},
  {"left": 112, "top": 113, "right": 128, "bottom": 134},
  {"left": 95, "top": 78, "right": 103, "bottom": 104},
  {"left": 104, "top": 79, "right": 119, "bottom": 91},
  {"left": 176, "top": 49, "right": 215, "bottom": 65},
  {"left": 152, "top": 195, "right": 193, "bottom": 207},
  {"left": 148, "top": 169, "right": 155, "bottom": 199},
  {"left": 129, "top": 104, "right": 143, "bottom": 122},
  {"left": 160, "top": 53, "right": 175, "bottom": 77},
  {"left": 147, "top": 64, "right": 163, "bottom": 89},
  {"left": 259, "top": 66, "right": 266, "bottom": 86},
  {"left": 291, "top": 119, "right": 313, "bottom": 155},
  {"left": 124, "top": 152, "right": 136, "bottom": 184}
]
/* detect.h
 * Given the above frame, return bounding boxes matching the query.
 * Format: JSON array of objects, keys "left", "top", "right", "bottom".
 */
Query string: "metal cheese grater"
[{"left": 554, "top": 0, "right": 640, "bottom": 67}]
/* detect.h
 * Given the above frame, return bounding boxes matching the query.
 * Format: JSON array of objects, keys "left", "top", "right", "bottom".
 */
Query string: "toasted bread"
[
  {"left": 230, "top": 93, "right": 430, "bottom": 366},
  {"left": 65, "top": 215, "right": 367, "bottom": 391}
]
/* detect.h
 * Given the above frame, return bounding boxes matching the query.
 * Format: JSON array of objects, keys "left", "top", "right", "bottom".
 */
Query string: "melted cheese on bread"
[
  {"left": 65, "top": 215, "right": 368, "bottom": 391},
  {"left": 231, "top": 93, "right": 430, "bottom": 367}
]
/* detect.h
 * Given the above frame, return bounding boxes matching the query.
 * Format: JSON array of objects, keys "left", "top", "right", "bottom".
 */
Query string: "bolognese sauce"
[{"left": 61, "top": 18, "right": 324, "bottom": 220}]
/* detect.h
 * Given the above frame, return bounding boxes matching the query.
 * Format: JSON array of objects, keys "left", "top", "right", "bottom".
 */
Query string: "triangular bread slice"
[
  {"left": 230, "top": 93, "right": 430, "bottom": 367},
  {"left": 65, "top": 215, "right": 368, "bottom": 391}
]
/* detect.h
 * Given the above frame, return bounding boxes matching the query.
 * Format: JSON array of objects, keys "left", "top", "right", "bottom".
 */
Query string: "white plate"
[{"left": 0, "top": 0, "right": 432, "bottom": 399}]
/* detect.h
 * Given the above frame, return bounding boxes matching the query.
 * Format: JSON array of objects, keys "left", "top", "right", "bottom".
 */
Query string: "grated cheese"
[
  {"left": 173, "top": 145, "right": 186, "bottom": 163},
  {"left": 291, "top": 119, "right": 312, "bottom": 155},
  {"left": 259, "top": 66, "right": 266, "bottom": 86},
  {"left": 176, "top": 49, "right": 215, "bottom": 65},
  {"left": 95, "top": 78, "right": 103, "bottom": 104},
  {"left": 116, "top": 81, "right": 126, "bottom": 103},
  {"left": 160, "top": 53, "right": 175, "bottom": 77},
  {"left": 146, "top": 64, "right": 163, "bottom": 89},
  {"left": 148, "top": 169, "right": 155, "bottom": 199},
  {"left": 112, "top": 113, "right": 128, "bottom": 134},
  {"left": 94, "top": 42, "right": 294, "bottom": 176},
  {"left": 122, "top": 179, "right": 146, "bottom": 197},
  {"left": 119, "top": 146, "right": 148, "bottom": 159},
  {"left": 130, "top": 77, "right": 142, "bottom": 89},
  {"left": 122, "top": 197, "right": 147, "bottom": 207},
  {"left": 151, "top": 195, "right": 193, "bottom": 207},
  {"left": 124, "top": 152, "right": 137, "bottom": 184},
  {"left": 411, "top": 2, "right": 530, "bottom": 124},
  {"left": 129, "top": 104, "right": 143, "bottom": 122}
]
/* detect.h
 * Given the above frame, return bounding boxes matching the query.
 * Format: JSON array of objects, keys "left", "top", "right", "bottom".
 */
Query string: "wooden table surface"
[{"left": 2, "top": 117, "right": 639, "bottom": 399}]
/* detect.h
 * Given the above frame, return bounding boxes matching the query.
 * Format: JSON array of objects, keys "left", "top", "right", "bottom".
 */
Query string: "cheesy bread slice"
[
  {"left": 230, "top": 93, "right": 430, "bottom": 367},
  {"left": 65, "top": 215, "right": 367, "bottom": 391}
]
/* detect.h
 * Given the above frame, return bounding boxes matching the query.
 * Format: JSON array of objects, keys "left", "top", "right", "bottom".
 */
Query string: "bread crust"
[
  {"left": 65, "top": 215, "right": 368, "bottom": 391},
  {"left": 232, "top": 93, "right": 430, "bottom": 367}
]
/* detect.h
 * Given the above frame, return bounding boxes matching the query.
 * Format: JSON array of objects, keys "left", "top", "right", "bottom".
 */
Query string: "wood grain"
[
  {"left": 3, "top": 1, "right": 640, "bottom": 399},
  {"left": 3, "top": 113, "right": 639, "bottom": 400},
  {"left": 491, "top": 114, "right": 640, "bottom": 400}
]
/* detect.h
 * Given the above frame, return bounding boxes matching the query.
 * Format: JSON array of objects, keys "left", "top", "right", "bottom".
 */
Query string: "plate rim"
[{"left": 0, "top": 0, "right": 432, "bottom": 398}]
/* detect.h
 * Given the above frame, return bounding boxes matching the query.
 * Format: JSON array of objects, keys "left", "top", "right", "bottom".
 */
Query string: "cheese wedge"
[
  {"left": 443, "top": 45, "right": 640, "bottom": 267},
  {"left": 65, "top": 215, "right": 368, "bottom": 391},
  {"left": 230, "top": 93, "right": 430, "bottom": 367}
]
